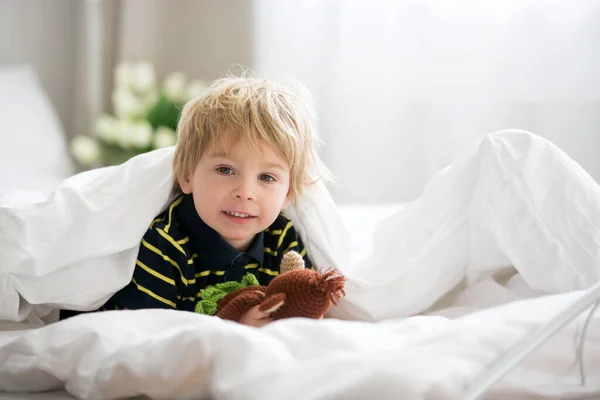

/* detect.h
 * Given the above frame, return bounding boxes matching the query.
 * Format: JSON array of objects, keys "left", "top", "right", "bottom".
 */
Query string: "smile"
[{"left": 224, "top": 211, "right": 255, "bottom": 218}]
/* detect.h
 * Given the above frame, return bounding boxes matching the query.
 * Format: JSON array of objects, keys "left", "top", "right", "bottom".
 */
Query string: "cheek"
[
  {"left": 190, "top": 174, "right": 225, "bottom": 200},
  {"left": 265, "top": 184, "right": 290, "bottom": 206},
  {"left": 193, "top": 171, "right": 219, "bottom": 190}
]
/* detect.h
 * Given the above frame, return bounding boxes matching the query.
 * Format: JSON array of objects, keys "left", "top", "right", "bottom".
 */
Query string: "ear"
[
  {"left": 178, "top": 174, "right": 193, "bottom": 194},
  {"left": 258, "top": 293, "right": 286, "bottom": 314},
  {"left": 282, "top": 189, "right": 294, "bottom": 210}
]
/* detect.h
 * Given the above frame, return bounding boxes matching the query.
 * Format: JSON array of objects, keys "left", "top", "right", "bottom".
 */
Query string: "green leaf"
[
  {"left": 241, "top": 273, "right": 260, "bottom": 287},
  {"left": 195, "top": 300, "right": 217, "bottom": 315},
  {"left": 195, "top": 273, "right": 260, "bottom": 316},
  {"left": 144, "top": 94, "right": 184, "bottom": 131},
  {"left": 98, "top": 142, "right": 144, "bottom": 165}
]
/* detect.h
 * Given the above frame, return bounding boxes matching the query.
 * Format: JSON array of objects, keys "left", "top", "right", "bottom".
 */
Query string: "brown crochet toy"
[{"left": 215, "top": 251, "right": 345, "bottom": 322}]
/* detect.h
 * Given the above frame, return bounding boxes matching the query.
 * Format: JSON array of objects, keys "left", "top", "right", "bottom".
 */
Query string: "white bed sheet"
[
  {"left": 0, "top": 292, "right": 598, "bottom": 400},
  {"left": 2, "top": 129, "right": 600, "bottom": 399}
]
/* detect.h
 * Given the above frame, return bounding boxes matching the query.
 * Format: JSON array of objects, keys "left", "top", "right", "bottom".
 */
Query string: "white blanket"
[
  {"left": 1, "top": 129, "right": 600, "bottom": 399},
  {"left": 1, "top": 292, "right": 599, "bottom": 400}
]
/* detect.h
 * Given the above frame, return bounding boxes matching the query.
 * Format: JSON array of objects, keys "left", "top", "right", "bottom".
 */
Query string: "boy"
[{"left": 97, "top": 76, "right": 327, "bottom": 327}]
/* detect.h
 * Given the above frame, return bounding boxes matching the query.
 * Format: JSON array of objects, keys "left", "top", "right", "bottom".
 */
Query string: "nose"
[{"left": 233, "top": 177, "right": 256, "bottom": 201}]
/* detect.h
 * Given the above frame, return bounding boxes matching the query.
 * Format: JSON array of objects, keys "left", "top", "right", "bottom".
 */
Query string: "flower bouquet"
[{"left": 70, "top": 61, "right": 208, "bottom": 168}]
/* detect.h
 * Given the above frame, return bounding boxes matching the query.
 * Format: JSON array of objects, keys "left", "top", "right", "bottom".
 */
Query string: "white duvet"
[{"left": 1, "top": 129, "right": 600, "bottom": 399}]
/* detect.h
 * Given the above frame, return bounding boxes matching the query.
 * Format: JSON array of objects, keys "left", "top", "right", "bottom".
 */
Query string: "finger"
[
  {"left": 240, "top": 313, "right": 272, "bottom": 327},
  {"left": 246, "top": 304, "right": 273, "bottom": 320},
  {"left": 253, "top": 317, "right": 273, "bottom": 328}
]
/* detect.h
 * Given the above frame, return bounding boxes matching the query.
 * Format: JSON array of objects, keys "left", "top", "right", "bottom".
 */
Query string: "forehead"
[{"left": 206, "top": 137, "right": 289, "bottom": 168}]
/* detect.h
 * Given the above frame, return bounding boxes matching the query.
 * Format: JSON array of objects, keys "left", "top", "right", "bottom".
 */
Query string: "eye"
[
  {"left": 216, "top": 166, "right": 233, "bottom": 175},
  {"left": 258, "top": 174, "right": 276, "bottom": 182}
]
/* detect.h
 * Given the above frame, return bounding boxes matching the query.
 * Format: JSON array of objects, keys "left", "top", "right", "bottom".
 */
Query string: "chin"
[
  {"left": 222, "top": 233, "right": 251, "bottom": 241},
  {"left": 219, "top": 227, "right": 258, "bottom": 239}
]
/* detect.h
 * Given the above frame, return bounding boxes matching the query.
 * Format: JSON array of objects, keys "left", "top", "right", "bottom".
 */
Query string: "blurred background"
[{"left": 1, "top": 0, "right": 599, "bottom": 204}]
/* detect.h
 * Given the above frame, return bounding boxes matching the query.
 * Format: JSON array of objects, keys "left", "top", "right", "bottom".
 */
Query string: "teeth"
[{"left": 226, "top": 211, "right": 251, "bottom": 218}]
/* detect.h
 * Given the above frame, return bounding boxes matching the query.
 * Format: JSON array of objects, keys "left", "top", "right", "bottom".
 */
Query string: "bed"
[{"left": 1, "top": 65, "right": 600, "bottom": 400}]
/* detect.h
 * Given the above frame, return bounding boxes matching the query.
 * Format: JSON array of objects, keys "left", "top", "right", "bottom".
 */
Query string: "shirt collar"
[{"left": 177, "top": 194, "right": 264, "bottom": 268}]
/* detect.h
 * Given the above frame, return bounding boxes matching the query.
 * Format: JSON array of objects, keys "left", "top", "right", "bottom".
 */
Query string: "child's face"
[{"left": 179, "top": 138, "right": 292, "bottom": 251}]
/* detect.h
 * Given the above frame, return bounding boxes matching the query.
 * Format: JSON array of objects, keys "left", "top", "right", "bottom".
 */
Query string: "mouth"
[{"left": 222, "top": 210, "right": 256, "bottom": 219}]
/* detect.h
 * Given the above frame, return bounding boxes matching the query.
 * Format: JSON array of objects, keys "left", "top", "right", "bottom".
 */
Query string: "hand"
[{"left": 239, "top": 304, "right": 273, "bottom": 327}]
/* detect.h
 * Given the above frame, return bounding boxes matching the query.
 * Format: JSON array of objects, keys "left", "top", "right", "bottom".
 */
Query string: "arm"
[{"left": 102, "top": 227, "right": 183, "bottom": 310}]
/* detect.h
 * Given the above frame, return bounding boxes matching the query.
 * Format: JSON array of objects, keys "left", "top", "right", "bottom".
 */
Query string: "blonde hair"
[{"left": 172, "top": 74, "right": 330, "bottom": 200}]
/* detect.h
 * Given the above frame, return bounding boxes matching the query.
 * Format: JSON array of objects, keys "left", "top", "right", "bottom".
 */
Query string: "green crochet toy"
[{"left": 194, "top": 273, "right": 259, "bottom": 315}]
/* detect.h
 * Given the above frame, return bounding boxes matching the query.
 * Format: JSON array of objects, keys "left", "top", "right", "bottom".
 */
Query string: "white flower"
[
  {"left": 115, "top": 119, "right": 137, "bottom": 149},
  {"left": 94, "top": 114, "right": 119, "bottom": 143},
  {"left": 71, "top": 135, "right": 101, "bottom": 166},
  {"left": 163, "top": 72, "right": 187, "bottom": 101},
  {"left": 112, "top": 88, "right": 143, "bottom": 119},
  {"left": 153, "top": 126, "right": 177, "bottom": 149},
  {"left": 115, "top": 62, "right": 133, "bottom": 90},
  {"left": 131, "top": 62, "right": 156, "bottom": 94},
  {"left": 142, "top": 90, "right": 160, "bottom": 110},
  {"left": 132, "top": 121, "right": 153, "bottom": 149},
  {"left": 186, "top": 79, "right": 208, "bottom": 100}
]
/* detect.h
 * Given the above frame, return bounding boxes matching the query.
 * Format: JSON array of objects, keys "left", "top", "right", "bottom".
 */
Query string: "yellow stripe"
[
  {"left": 177, "top": 237, "right": 190, "bottom": 245},
  {"left": 177, "top": 296, "right": 196, "bottom": 302},
  {"left": 277, "top": 221, "right": 294, "bottom": 248},
  {"left": 131, "top": 278, "right": 177, "bottom": 308},
  {"left": 264, "top": 247, "right": 278, "bottom": 256},
  {"left": 141, "top": 239, "right": 193, "bottom": 286},
  {"left": 136, "top": 260, "right": 175, "bottom": 286},
  {"left": 284, "top": 241, "right": 298, "bottom": 254},
  {"left": 300, "top": 248, "right": 306, "bottom": 257},
  {"left": 195, "top": 270, "right": 225, "bottom": 278},
  {"left": 258, "top": 267, "right": 278, "bottom": 276},
  {"left": 164, "top": 196, "right": 184, "bottom": 233},
  {"left": 156, "top": 228, "right": 187, "bottom": 256},
  {"left": 266, "top": 229, "right": 283, "bottom": 235},
  {"left": 244, "top": 263, "right": 259, "bottom": 269},
  {"left": 150, "top": 216, "right": 166, "bottom": 228}
]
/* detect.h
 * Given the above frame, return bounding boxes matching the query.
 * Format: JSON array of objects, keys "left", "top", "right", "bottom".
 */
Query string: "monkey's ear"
[
  {"left": 217, "top": 286, "right": 265, "bottom": 311},
  {"left": 215, "top": 290, "right": 265, "bottom": 322},
  {"left": 258, "top": 293, "right": 286, "bottom": 314},
  {"left": 280, "top": 251, "right": 305, "bottom": 274}
]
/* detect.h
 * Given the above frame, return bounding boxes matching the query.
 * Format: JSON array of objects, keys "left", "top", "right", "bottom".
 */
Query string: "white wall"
[
  {"left": 253, "top": 1, "right": 600, "bottom": 203},
  {"left": 118, "top": 0, "right": 255, "bottom": 82},
  {"left": 0, "top": 0, "right": 78, "bottom": 138}
]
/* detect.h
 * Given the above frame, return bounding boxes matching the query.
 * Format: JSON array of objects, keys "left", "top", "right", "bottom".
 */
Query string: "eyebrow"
[
  {"left": 264, "top": 162, "right": 287, "bottom": 172},
  {"left": 208, "top": 151, "right": 229, "bottom": 159}
]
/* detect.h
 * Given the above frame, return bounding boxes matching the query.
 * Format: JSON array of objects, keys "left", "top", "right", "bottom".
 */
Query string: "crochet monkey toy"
[{"left": 214, "top": 251, "right": 346, "bottom": 322}]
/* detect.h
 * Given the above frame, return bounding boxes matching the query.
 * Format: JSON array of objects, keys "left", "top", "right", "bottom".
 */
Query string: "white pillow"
[{"left": 0, "top": 65, "right": 74, "bottom": 196}]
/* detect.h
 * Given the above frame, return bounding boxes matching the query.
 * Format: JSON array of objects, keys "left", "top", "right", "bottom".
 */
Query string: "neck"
[{"left": 224, "top": 235, "right": 255, "bottom": 252}]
